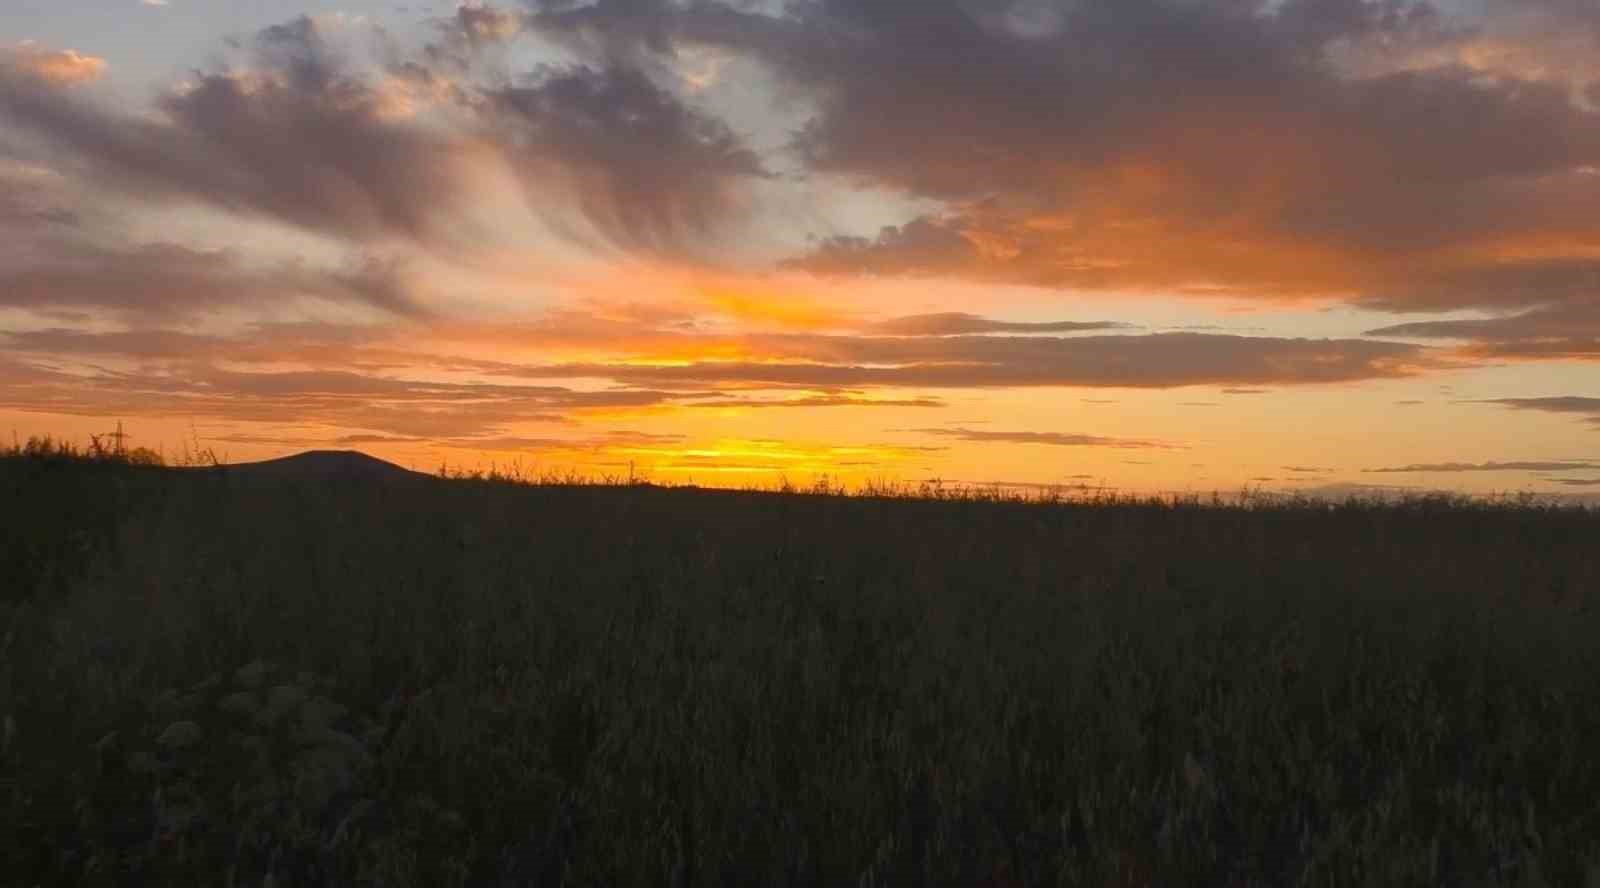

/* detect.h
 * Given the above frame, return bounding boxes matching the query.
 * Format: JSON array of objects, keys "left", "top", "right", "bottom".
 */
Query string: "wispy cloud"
[
  {"left": 687, "top": 394, "right": 945, "bottom": 410},
  {"left": 535, "top": 333, "right": 1432, "bottom": 389},
  {"left": 906, "top": 428, "right": 1178, "bottom": 450},
  {"left": 0, "top": 357, "right": 689, "bottom": 439},
  {"left": 0, "top": 16, "right": 766, "bottom": 257},
  {"left": 1366, "top": 460, "right": 1600, "bottom": 473},
  {"left": 1478, "top": 397, "right": 1600, "bottom": 427},
  {"left": 867, "top": 313, "right": 1131, "bottom": 337},
  {"left": 1367, "top": 299, "right": 1600, "bottom": 360},
  {"left": 0, "top": 244, "right": 424, "bottom": 320}
]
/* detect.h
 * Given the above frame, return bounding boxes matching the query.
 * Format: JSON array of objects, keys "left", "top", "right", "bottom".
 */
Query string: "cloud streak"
[
  {"left": 868, "top": 313, "right": 1130, "bottom": 336},
  {"left": 1366, "top": 460, "right": 1600, "bottom": 473},
  {"left": 536, "top": 332, "right": 1431, "bottom": 389},
  {"left": 907, "top": 428, "right": 1177, "bottom": 449},
  {"left": 0, "top": 354, "right": 689, "bottom": 439},
  {"left": 0, "top": 243, "right": 424, "bottom": 319},
  {"left": 1368, "top": 299, "right": 1600, "bottom": 359},
  {"left": 1479, "top": 396, "right": 1600, "bottom": 428}
]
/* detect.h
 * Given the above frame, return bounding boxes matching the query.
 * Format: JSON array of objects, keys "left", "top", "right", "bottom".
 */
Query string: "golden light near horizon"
[{"left": 2, "top": 0, "right": 1599, "bottom": 498}]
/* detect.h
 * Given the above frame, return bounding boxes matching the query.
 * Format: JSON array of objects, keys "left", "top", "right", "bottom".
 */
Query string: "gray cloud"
[
  {"left": 1480, "top": 396, "right": 1600, "bottom": 427},
  {"left": 455, "top": 4, "right": 527, "bottom": 46},
  {"left": 2, "top": 326, "right": 269, "bottom": 358},
  {"left": 478, "top": 64, "right": 767, "bottom": 253},
  {"left": 0, "top": 15, "right": 767, "bottom": 259},
  {"left": 0, "top": 243, "right": 423, "bottom": 319},
  {"left": 0, "top": 323, "right": 407, "bottom": 366},
  {"left": 0, "top": 162, "right": 80, "bottom": 232},
  {"left": 1366, "top": 298, "right": 1600, "bottom": 359},
  {"left": 533, "top": 332, "right": 1430, "bottom": 388},
  {"left": 417, "top": 3, "right": 529, "bottom": 72},
  {"left": 0, "top": 18, "right": 477, "bottom": 245}
]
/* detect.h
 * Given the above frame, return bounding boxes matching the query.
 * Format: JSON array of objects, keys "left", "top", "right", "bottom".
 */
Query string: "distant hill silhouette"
[{"left": 211, "top": 450, "right": 428, "bottom": 483}]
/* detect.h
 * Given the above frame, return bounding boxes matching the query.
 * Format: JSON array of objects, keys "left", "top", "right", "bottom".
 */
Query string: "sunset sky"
[{"left": 2, "top": 0, "right": 1598, "bottom": 495}]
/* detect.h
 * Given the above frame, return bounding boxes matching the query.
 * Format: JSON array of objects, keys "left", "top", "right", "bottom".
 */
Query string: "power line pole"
[{"left": 106, "top": 420, "right": 130, "bottom": 456}]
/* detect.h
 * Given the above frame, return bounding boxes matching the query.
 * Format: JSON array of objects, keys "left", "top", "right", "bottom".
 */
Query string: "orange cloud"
[
  {"left": 520, "top": 0, "right": 1600, "bottom": 330},
  {"left": 5, "top": 44, "right": 107, "bottom": 85}
]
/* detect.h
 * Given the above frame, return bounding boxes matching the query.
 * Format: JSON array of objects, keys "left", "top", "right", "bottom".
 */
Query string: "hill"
[{"left": 208, "top": 449, "right": 428, "bottom": 483}]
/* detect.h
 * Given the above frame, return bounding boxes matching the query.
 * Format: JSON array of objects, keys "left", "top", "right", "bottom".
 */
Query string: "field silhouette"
[{"left": 2, "top": 437, "right": 1598, "bottom": 886}]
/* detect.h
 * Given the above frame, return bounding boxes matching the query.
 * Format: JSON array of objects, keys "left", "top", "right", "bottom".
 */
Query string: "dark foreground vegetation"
[{"left": 3, "top": 438, "right": 1599, "bottom": 886}]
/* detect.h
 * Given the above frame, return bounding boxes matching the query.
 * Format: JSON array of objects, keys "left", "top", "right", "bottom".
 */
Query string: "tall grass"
[{"left": 2, "top": 443, "right": 1598, "bottom": 886}]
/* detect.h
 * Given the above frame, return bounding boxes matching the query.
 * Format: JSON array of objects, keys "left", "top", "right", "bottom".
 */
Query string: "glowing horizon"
[{"left": 3, "top": 1, "right": 1598, "bottom": 498}]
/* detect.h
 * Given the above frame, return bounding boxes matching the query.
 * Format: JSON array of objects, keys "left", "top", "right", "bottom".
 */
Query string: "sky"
[{"left": 2, "top": 0, "right": 1598, "bottom": 495}]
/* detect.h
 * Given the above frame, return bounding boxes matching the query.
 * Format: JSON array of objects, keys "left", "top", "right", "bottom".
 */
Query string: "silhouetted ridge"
[{"left": 217, "top": 450, "right": 424, "bottom": 481}]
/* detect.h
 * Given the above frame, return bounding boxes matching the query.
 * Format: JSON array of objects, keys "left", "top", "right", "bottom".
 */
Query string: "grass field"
[{"left": 3, "top": 440, "right": 1599, "bottom": 886}]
